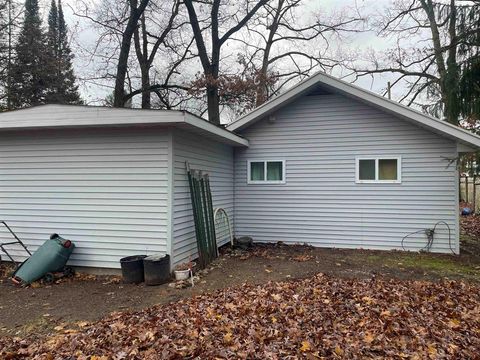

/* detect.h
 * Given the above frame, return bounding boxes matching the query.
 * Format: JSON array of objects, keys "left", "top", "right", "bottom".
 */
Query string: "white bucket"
[{"left": 174, "top": 269, "right": 191, "bottom": 281}]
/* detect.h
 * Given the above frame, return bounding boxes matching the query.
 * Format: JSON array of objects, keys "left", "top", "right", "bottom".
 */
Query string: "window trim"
[
  {"left": 355, "top": 156, "right": 402, "bottom": 184},
  {"left": 247, "top": 160, "right": 286, "bottom": 184}
]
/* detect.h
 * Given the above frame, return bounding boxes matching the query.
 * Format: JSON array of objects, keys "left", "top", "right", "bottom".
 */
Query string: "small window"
[
  {"left": 356, "top": 157, "right": 401, "bottom": 183},
  {"left": 248, "top": 160, "right": 285, "bottom": 184}
]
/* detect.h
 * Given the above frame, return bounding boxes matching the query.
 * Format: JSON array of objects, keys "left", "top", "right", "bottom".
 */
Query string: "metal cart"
[{"left": 0, "top": 221, "right": 32, "bottom": 271}]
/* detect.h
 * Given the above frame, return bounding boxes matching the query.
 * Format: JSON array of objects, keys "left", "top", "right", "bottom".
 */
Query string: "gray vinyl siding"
[
  {"left": 234, "top": 94, "right": 458, "bottom": 253},
  {"left": 0, "top": 127, "right": 170, "bottom": 268},
  {"left": 172, "top": 129, "right": 234, "bottom": 266}
]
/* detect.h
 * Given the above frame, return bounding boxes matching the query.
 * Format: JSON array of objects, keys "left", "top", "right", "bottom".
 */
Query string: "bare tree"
[
  {"left": 132, "top": 0, "right": 194, "bottom": 108},
  {"left": 73, "top": 0, "right": 198, "bottom": 110},
  {"left": 187, "top": 0, "right": 364, "bottom": 120},
  {"left": 72, "top": 0, "right": 132, "bottom": 103},
  {"left": 349, "top": 0, "right": 480, "bottom": 125},
  {"left": 240, "top": 0, "right": 363, "bottom": 106},
  {"left": 183, "top": 0, "right": 269, "bottom": 124}
]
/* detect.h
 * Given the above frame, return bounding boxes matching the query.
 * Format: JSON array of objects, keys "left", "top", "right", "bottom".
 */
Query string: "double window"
[
  {"left": 248, "top": 160, "right": 285, "bottom": 184},
  {"left": 356, "top": 156, "right": 401, "bottom": 183}
]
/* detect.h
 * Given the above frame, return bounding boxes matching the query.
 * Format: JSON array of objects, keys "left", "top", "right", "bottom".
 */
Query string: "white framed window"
[
  {"left": 247, "top": 160, "right": 285, "bottom": 184},
  {"left": 355, "top": 156, "right": 402, "bottom": 184}
]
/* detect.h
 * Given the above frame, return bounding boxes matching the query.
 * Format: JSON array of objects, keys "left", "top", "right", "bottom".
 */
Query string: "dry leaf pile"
[
  {"left": 1, "top": 274, "right": 480, "bottom": 359},
  {"left": 461, "top": 214, "right": 480, "bottom": 239}
]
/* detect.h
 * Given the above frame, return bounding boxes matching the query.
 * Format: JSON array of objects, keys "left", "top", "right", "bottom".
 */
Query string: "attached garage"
[{"left": 0, "top": 105, "right": 248, "bottom": 270}]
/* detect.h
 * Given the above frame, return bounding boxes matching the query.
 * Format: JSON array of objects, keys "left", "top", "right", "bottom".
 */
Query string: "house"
[{"left": 1, "top": 72, "right": 480, "bottom": 271}]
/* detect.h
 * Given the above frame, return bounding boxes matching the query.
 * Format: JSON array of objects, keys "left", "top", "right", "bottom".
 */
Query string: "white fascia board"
[
  {"left": 0, "top": 104, "right": 184, "bottom": 129},
  {"left": 0, "top": 105, "right": 249, "bottom": 147},
  {"left": 227, "top": 72, "right": 480, "bottom": 150},
  {"left": 183, "top": 113, "right": 249, "bottom": 147}
]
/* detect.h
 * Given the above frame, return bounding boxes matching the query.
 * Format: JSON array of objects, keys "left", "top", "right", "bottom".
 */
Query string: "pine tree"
[
  {"left": 0, "top": 0, "right": 19, "bottom": 110},
  {"left": 45, "top": 0, "right": 81, "bottom": 104},
  {"left": 47, "top": 0, "right": 58, "bottom": 70},
  {"left": 0, "top": 1, "right": 8, "bottom": 109},
  {"left": 10, "top": 0, "right": 49, "bottom": 108}
]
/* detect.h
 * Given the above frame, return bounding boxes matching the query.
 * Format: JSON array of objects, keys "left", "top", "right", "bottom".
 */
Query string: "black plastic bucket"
[
  {"left": 120, "top": 255, "right": 147, "bottom": 284},
  {"left": 143, "top": 254, "right": 170, "bottom": 286}
]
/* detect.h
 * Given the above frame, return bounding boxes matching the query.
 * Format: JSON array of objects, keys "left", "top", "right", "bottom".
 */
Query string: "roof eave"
[
  {"left": 0, "top": 105, "right": 248, "bottom": 147},
  {"left": 226, "top": 72, "right": 480, "bottom": 150},
  {"left": 183, "top": 113, "right": 249, "bottom": 147}
]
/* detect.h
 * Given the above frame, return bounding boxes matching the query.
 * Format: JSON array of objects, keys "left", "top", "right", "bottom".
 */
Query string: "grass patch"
[
  {"left": 360, "top": 250, "right": 480, "bottom": 280},
  {"left": 400, "top": 256, "right": 472, "bottom": 272}
]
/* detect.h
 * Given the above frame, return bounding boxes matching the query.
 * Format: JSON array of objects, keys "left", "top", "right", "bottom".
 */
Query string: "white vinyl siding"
[
  {"left": 0, "top": 127, "right": 170, "bottom": 269},
  {"left": 172, "top": 129, "right": 234, "bottom": 266},
  {"left": 234, "top": 93, "right": 458, "bottom": 253}
]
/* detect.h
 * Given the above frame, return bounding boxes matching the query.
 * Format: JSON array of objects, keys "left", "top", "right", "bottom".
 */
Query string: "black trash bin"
[
  {"left": 120, "top": 255, "right": 147, "bottom": 284},
  {"left": 143, "top": 254, "right": 170, "bottom": 286}
]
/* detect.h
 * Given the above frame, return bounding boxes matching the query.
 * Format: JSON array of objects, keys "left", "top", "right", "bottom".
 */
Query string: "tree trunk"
[
  {"left": 421, "top": 0, "right": 460, "bottom": 125},
  {"left": 113, "top": 27, "right": 134, "bottom": 107},
  {"left": 207, "top": 38, "right": 221, "bottom": 125},
  {"left": 141, "top": 66, "right": 150, "bottom": 109},
  {"left": 256, "top": 0, "right": 283, "bottom": 107},
  {"left": 206, "top": 85, "right": 220, "bottom": 124},
  {"left": 133, "top": 13, "right": 151, "bottom": 109},
  {"left": 444, "top": 0, "right": 459, "bottom": 125},
  {"left": 113, "top": 0, "right": 149, "bottom": 108}
]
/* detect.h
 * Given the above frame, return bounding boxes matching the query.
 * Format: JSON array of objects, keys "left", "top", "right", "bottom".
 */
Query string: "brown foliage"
[
  {"left": 189, "top": 70, "right": 277, "bottom": 113},
  {"left": 1, "top": 274, "right": 480, "bottom": 359}
]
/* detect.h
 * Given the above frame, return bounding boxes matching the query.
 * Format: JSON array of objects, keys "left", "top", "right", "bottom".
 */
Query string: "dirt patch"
[{"left": 1, "top": 243, "right": 479, "bottom": 337}]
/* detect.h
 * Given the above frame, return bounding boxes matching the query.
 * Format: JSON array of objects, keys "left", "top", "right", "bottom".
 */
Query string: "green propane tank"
[{"left": 12, "top": 234, "right": 75, "bottom": 285}]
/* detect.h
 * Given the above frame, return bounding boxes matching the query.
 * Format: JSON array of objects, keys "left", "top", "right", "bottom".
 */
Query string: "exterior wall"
[
  {"left": 0, "top": 127, "right": 170, "bottom": 268},
  {"left": 172, "top": 129, "right": 234, "bottom": 266},
  {"left": 234, "top": 93, "right": 459, "bottom": 253}
]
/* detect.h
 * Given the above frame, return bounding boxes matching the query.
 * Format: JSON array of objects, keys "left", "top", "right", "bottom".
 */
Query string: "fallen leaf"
[
  {"left": 271, "top": 293, "right": 281, "bottom": 301},
  {"left": 300, "top": 340, "right": 311, "bottom": 352},
  {"left": 334, "top": 345, "right": 344, "bottom": 356},
  {"left": 364, "top": 333, "right": 375, "bottom": 343},
  {"left": 427, "top": 344, "right": 437, "bottom": 358},
  {"left": 223, "top": 332, "right": 233, "bottom": 344},
  {"left": 448, "top": 318, "right": 461, "bottom": 328},
  {"left": 380, "top": 310, "right": 391, "bottom": 317}
]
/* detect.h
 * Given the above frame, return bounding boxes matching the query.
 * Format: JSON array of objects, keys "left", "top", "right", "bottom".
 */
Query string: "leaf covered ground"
[
  {"left": 2, "top": 274, "right": 480, "bottom": 359},
  {"left": 461, "top": 214, "right": 480, "bottom": 239}
]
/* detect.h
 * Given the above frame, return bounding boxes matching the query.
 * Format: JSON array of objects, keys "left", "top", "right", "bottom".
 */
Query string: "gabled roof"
[
  {"left": 0, "top": 104, "right": 248, "bottom": 147},
  {"left": 227, "top": 71, "right": 480, "bottom": 149}
]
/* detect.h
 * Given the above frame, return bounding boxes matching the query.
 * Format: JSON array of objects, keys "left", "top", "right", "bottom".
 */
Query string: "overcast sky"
[{"left": 50, "top": 0, "right": 399, "bottom": 106}]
